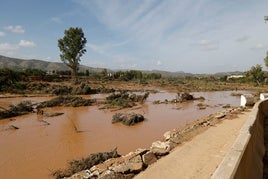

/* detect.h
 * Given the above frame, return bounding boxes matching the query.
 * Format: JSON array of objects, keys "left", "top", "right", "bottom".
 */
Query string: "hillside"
[
  {"left": 0, "top": 55, "right": 105, "bottom": 73},
  {"left": 0, "top": 55, "right": 244, "bottom": 77}
]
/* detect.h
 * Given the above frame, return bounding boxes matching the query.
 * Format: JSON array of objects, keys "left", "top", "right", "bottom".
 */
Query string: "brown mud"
[{"left": 0, "top": 90, "right": 248, "bottom": 179}]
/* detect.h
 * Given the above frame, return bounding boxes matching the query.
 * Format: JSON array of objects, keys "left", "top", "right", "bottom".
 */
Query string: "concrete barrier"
[
  {"left": 260, "top": 93, "right": 268, "bottom": 100},
  {"left": 212, "top": 99, "right": 268, "bottom": 179},
  {"left": 240, "top": 94, "right": 254, "bottom": 107}
]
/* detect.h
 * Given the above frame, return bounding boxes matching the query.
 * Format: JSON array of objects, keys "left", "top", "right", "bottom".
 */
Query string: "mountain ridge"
[{"left": 0, "top": 55, "right": 243, "bottom": 77}]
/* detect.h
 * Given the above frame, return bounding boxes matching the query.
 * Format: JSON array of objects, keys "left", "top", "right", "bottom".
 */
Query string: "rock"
[
  {"left": 8, "top": 125, "right": 19, "bottom": 130},
  {"left": 169, "top": 134, "right": 182, "bottom": 144},
  {"left": 215, "top": 113, "right": 226, "bottom": 119},
  {"left": 111, "top": 155, "right": 143, "bottom": 173},
  {"left": 222, "top": 104, "right": 231, "bottom": 108},
  {"left": 44, "top": 112, "right": 64, "bottom": 117},
  {"left": 150, "top": 141, "right": 171, "bottom": 156},
  {"left": 142, "top": 151, "right": 157, "bottom": 166},
  {"left": 66, "top": 170, "right": 91, "bottom": 179},
  {"left": 163, "top": 131, "right": 172, "bottom": 141},
  {"left": 98, "top": 170, "right": 125, "bottom": 179}
]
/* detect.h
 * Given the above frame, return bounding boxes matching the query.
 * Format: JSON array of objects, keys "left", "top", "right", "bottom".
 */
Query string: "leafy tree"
[
  {"left": 265, "top": 51, "right": 268, "bottom": 67},
  {"left": 246, "top": 64, "right": 265, "bottom": 86},
  {"left": 85, "top": 70, "right": 89, "bottom": 76},
  {"left": 24, "top": 68, "right": 46, "bottom": 76},
  {"left": 58, "top": 27, "right": 87, "bottom": 84}
]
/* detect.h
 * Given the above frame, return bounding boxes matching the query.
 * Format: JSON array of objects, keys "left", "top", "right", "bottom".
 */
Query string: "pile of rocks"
[{"left": 66, "top": 145, "right": 173, "bottom": 179}]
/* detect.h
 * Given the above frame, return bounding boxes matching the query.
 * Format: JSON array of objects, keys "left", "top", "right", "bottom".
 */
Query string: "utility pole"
[{"left": 265, "top": 16, "right": 268, "bottom": 23}]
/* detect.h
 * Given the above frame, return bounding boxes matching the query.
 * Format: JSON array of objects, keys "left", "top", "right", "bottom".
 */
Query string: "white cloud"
[
  {"left": 0, "top": 43, "right": 19, "bottom": 51},
  {"left": 236, "top": 36, "right": 250, "bottom": 42},
  {"left": 72, "top": 0, "right": 268, "bottom": 73},
  {"left": 87, "top": 43, "right": 107, "bottom": 55},
  {"left": 18, "top": 40, "right": 37, "bottom": 48},
  {"left": 130, "top": 64, "right": 137, "bottom": 68},
  {"left": 156, "top": 60, "right": 162, "bottom": 66},
  {"left": 195, "top": 40, "right": 219, "bottom": 51},
  {"left": 5, "top": 25, "right": 25, "bottom": 33},
  {"left": 51, "top": 17, "right": 63, "bottom": 23},
  {"left": 0, "top": 31, "right": 5, "bottom": 37},
  {"left": 251, "top": 44, "right": 264, "bottom": 50},
  {"left": 0, "top": 40, "right": 37, "bottom": 55}
]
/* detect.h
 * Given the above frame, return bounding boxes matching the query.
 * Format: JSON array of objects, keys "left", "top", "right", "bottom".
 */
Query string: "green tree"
[
  {"left": 246, "top": 64, "right": 265, "bottom": 86},
  {"left": 58, "top": 27, "right": 87, "bottom": 84},
  {"left": 265, "top": 51, "right": 268, "bottom": 67}
]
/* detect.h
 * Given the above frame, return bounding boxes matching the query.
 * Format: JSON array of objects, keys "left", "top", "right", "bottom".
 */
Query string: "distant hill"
[
  {"left": 0, "top": 55, "right": 244, "bottom": 77},
  {"left": 0, "top": 55, "right": 106, "bottom": 73}
]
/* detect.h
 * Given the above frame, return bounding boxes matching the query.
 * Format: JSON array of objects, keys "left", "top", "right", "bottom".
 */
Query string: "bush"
[
  {"left": 112, "top": 113, "right": 145, "bottom": 126},
  {"left": 106, "top": 91, "right": 149, "bottom": 108},
  {"left": 0, "top": 101, "right": 33, "bottom": 119},
  {"left": 38, "top": 96, "right": 96, "bottom": 108},
  {"left": 52, "top": 148, "right": 119, "bottom": 179}
]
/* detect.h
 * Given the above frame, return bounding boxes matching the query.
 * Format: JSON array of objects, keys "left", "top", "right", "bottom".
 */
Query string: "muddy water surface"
[{"left": 0, "top": 91, "right": 246, "bottom": 179}]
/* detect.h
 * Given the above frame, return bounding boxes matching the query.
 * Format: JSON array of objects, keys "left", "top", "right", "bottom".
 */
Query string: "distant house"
[
  {"left": 46, "top": 70, "right": 56, "bottom": 75},
  {"left": 227, "top": 75, "right": 244, "bottom": 80}
]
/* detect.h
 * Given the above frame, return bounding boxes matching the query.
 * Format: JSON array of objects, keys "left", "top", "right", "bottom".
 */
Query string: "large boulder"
[
  {"left": 142, "top": 151, "right": 157, "bottom": 166},
  {"left": 150, "top": 141, "right": 172, "bottom": 156},
  {"left": 111, "top": 155, "right": 143, "bottom": 173}
]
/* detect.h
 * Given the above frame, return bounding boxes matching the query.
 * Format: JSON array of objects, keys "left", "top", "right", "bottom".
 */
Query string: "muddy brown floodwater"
[{"left": 0, "top": 90, "right": 248, "bottom": 179}]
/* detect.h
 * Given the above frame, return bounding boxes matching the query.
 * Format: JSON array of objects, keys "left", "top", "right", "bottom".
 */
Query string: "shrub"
[{"left": 52, "top": 148, "right": 119, "bottom": 179}]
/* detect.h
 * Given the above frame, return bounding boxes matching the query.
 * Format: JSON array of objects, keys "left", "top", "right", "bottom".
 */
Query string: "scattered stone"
[
  {"left": 98, "top": 170, "right": 126, "bottom": 179},
  {"left": 222, "top": 104, "right": 231, "bottom": 108},
  {"left": 142, "top": 151, "right": 157, "bottom": 166},
  {"left": 39, "top": 119, "right": 50, "bottom": 125},
  {"left": 169, "top": 134, "right": 182, "bottom": 144},
  {"left": 44, "top": 112, "right": 64, "bottom": 117},
  {"left": 111, "top": 155, "right": 143, "bottom": 173},
  {"left": 150, "top": 141, "right": 171, "bottom": 156},
  {"left": 66, "top": 170, "right": 91, "bottom": 179},
  {"left": 215, "top": 113, "right": 226, "bottom": 119},
  {"left": 8, "top": 125, "right": 19, "bottom": 130},
  {"left": 163, "top": 131, "right": 172, "bottom": 141}
]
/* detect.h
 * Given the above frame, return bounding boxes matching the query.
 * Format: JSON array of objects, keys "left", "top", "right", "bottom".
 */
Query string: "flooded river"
[{"left": 0, "top": 91, "right": 246, "bottom": 178}]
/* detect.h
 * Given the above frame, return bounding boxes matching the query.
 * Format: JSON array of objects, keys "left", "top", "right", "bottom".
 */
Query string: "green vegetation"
[
  {"left": 264, "top": 51, "right": 268, "bottom": 68},
  {"left": 58, "top": 27, "right": 87, "bottom": 84},
  {"left": 245, "top": 64, "right": 265, "bottom": 86}
]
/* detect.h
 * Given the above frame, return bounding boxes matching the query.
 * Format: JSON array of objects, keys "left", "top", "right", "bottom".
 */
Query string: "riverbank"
[
  {"left": 0, "top": 90, "right": 251, "bottom": 179},
  {"left": 135, "top": 109, "right": 251, "bottom": 179},
  {"left": 63, "top": 106, "right": 250, "bottom": 179}
]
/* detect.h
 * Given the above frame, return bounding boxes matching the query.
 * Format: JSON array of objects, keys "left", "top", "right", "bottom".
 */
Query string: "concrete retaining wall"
[{"left": 212, "top": 100, "right": 268, "bottom": 179}]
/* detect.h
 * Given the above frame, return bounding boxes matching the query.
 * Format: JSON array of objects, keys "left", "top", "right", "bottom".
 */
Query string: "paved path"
[{"left": 135, "top": 110, "right": 251, "bottom": 179}]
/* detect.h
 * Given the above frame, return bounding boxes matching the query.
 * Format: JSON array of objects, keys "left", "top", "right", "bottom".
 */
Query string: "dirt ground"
[{"left": 135, "top": 110, "right": 251, "bottom": 179}]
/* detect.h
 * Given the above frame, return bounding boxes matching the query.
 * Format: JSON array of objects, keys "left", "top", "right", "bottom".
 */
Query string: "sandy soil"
[{"left": 135, "top": 110, "right": 251, "bottom": 179}]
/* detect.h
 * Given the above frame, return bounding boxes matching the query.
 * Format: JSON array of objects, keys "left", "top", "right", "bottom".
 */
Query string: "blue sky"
[{"left": 0, "top": 0, "right": 268, "bottom": 73}]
